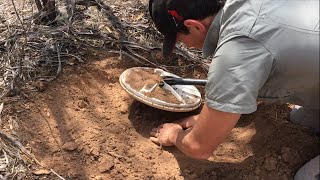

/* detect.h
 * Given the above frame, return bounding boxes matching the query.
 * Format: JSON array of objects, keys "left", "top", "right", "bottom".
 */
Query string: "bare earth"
[{"left": 8, "top": 54, "right": 319, "bottom": 180}]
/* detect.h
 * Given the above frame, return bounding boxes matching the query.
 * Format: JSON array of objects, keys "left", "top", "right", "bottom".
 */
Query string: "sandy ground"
[{"left": 6, "top": 54, "right": 319, "bottom": 180}]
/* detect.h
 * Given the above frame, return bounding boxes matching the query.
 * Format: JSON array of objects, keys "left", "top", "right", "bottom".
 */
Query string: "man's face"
[{"left": 176, "top": 26, "right": 208, "bottom": 49}]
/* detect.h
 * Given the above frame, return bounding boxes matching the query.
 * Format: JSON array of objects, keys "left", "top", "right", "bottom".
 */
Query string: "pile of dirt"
[
  {"left": 5, "top": 54, "right": 318, "bottom": 180},
  {"left": 125, "top": 68, "right": 163, "bottom": 90},
  {"left": 124, "top": 68, "right": 180, "bottom": 104}
]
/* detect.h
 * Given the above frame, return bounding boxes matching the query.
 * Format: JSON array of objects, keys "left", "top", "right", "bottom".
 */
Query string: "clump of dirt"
[
  {"left": 144, "top": 84, "right": 180, "bottom": 104},
  {"left": 124, "top": 68, "right": 180, "bottom": 104},
  {"left": 125, "top": 68, "right": 162, "bottom": 90}
]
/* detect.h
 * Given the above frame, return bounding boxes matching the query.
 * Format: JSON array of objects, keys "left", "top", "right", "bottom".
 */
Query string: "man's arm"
[
  {"left": 175, "top": 104, "right": 240, "bottom": 159},
  {"left": 150, "top": 104, "right": 240, "bottom": 159}
]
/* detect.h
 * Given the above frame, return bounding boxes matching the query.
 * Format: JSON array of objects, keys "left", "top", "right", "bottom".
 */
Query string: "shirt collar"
[{"left": 202, "top": 9, "right": 223, "bottom": 58}]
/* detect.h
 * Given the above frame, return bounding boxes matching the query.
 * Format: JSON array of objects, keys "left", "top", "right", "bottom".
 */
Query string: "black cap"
[{"left": 149, "top": 0, "right": 185, "bottom": 58}]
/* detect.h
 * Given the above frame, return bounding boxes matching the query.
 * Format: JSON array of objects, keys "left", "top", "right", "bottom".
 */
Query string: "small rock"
[
  {"left": 51, "top": 146, "right": 60, "bottom": 153},
  {"left": 98, "top": 156, "right": 114, "bottom": 173},
  {"left": 211, "top": 171, "right": 217, "bottom": 177},
  {"left": 151, "top": 168, "right": 157, "bottom": 173},
  {"left": 90, "top": 146, "right": 100, "bottom": 157},
  {"left": 264, "top": 157, "right": 278, "bottom": 171},
  {"left": 62, "top": 141, "right": 78, "bottom": 151},
  {"left": 281, "top": 147, "right": 300, "bottom": 165},
  {"left": 33, "top": 81, "right": 46, "bottom": 92},
  {"left": 246, "top": 175, "right": 259, "bottom": 180},
  {"left": 78, "top": 96, "right": 89, "bottom": 108},
  {"left": 48, "top": 95, "right": 53, "bottom": 100},
  {"left": 83, "top": 146, "right": 91, "bottom": 155},
  {"left": 189, "top": 173, "right": 198, "bottom": 179},
  {"left": 146, "top": 154, "right": 152, "bottom": 160},
  {"left": 254, "top": 167, "right": 260, "bottom": 175},
  {"left": 94, "top": 175, "right": 104, "bottom": 180},
  {"left": 78, "top": 100, "right": 88, "bottom": 109},
  {"left": 119, "top": 105, "right": 128, "bottom": 114},
  {"left": 32, "top": 169, "right": 51, "bottom": 175},
  {"left": 69, "top": 170, "right": 81, "bottom": 178},
  {"left": 184, "top": 169, "right": 191, "bottom": 174},
  {"left": 280, "top": 174, "right": 289, "bottom": 180},
  {"left": 126, "top": 158, "right": 132, "bottom": 164}
]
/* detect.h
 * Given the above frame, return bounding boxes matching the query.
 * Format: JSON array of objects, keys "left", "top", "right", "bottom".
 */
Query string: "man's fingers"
[
  {"left": 149, "top": 137, "right": 160, "bottom": 144},
  {"left": 150, "top": 131, "right": 158, "bottom": 137},
  {"left": 150, "top": 128, "right": 159, "bottom": 135},
  {"left": 178, "top": 121, "right": 187, "bottom": 128}
]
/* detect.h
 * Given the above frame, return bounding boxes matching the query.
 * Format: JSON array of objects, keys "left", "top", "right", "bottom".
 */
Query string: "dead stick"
[
  {"left": 55, "top": 43, "right": 62, "bottom": 75},
  {"left": 0, "top": 130, "right": 37, "bottom": 162},
  {"left": 67, "top": 0, "right": 76, "bottom": 29},
  {"left": 34, "top": 0, "right": 43, "bottom": 11},
  {"left": 19, "top": 92, "right": 65, "bottom": 159},
  {"left": 0, "top": 131, "right": 66, "bottom": 180},
  {"left": 50, "top": 169, "right": 66, "bottom": 180},
  {"left": 11, "top": 0, "right": 26, "bottom": 31}
]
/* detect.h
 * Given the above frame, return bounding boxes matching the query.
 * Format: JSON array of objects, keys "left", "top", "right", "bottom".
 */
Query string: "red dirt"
[
  {"left": 124, "top": 68, "right": 180, "bottom": 104},
  {"left": 9, "top": 54, "right": 319, "bottom": 179}
]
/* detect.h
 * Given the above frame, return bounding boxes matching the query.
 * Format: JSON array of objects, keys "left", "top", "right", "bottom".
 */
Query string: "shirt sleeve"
[{"left": 205, "top": 37, "right": 274, "bottom": 114}]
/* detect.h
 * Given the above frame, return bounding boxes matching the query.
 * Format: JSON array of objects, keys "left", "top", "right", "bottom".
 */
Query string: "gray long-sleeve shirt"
[{"left": 203, "top": 0, "right": 319, "bottom": 114}]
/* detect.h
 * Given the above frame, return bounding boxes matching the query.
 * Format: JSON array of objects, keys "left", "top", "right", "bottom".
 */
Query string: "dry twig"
[{"left": 0, "top": 130, "right": 66, "bottom": 179}]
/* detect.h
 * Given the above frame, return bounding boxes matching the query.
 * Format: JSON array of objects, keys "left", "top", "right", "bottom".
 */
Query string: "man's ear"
[{"left": 184, "top": 19, "right": 206, "bottom": 32}]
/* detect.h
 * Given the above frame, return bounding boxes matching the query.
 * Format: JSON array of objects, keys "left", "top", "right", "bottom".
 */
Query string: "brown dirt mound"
[
  {"left": 124, "top": 68, "right": 180, "bottom": 104},
  {"left": 125, "top": 68, "right": 162, "bottom": 90},
  {"left": 8, "top": 54, "right": 320, "bottom": 179}
]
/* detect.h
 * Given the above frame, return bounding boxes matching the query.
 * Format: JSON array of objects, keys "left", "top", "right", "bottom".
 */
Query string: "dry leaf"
[{"left": 32, "top": 169, "right": 51, "bottom": 175}]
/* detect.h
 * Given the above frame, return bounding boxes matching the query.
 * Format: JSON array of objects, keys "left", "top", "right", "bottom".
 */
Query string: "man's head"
[{"left": 149, "top": 0, "right": 225, "bottom": 58}]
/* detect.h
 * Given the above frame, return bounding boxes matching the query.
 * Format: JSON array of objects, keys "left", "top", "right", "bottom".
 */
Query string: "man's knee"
[
  {"left": 294, "top": 156, "right": 320, "bottom": 180},
  {"left": 290, "top": 105, "right": 319, "bottom": 132}
]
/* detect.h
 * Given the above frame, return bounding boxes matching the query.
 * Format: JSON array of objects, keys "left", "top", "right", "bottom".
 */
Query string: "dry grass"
[{"left": 0, "top": 0, "right": 207, "bottom": 98}]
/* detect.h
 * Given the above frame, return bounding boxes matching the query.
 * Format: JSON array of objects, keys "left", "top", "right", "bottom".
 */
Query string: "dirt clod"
[
  {"left": 124, "top": 68, "right": 180, "bottom": 104},
  {"left": 90, "top": 146, "right": 101, "bottom": 157},
  {"left": 33, "top": 81, "right": 47, "bottom": 92},
  {"left": 93, "top": 175, "right": 104, "bottom": 180},
  {"left": 281, "top": 147, "right": 301, "bottom": 166},
  {"left": 77, "top": 96, "right": 90, "bottom": 109},
  {"left": 78, "top": 100, "right": 88, "bottom": 109},
  {"left": 119, "top": 105, "right": 128, "bottom": 114},
  {"left": 98, "top": 155, "right": 115, "bottom": 173},
  {"left": 264, "top": 157, "right": 278, "bottom": 171},
  {"left": 62, "top": 141, "right": 78, "bottom": 151},
  {"left": 190, "top": 173, "right": 198, "bottom": 179}
]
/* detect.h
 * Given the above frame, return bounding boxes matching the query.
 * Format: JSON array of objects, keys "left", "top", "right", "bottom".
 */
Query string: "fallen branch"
[
  {"left": 11, "top": 0, "right": 26, "bottom": 31},
  {"left": 0, "top": 131, "right": 66, "bottom": 179}
]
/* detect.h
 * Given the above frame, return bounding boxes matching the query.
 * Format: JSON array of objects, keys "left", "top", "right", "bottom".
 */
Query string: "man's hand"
[
  {"left": 149, "top": 115, "right": 198, "bottom": 146},
  {"left": 176, "top": 115, "right": 199, "bottom": 129},
  {"left": 149, "top": 104, "right": 240, "bottom": 159},
  {"left": 149, "top": 123, "right": 183, "bottom": 146}
]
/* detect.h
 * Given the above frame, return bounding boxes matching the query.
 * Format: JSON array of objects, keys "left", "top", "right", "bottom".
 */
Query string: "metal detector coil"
[{"left": 119, "top": 67, "right": 202, "bottom": 112}]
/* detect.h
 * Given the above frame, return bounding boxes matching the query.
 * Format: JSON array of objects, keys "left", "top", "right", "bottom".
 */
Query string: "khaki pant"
[
  {"left": 290, "top": 105, "right": 319, "bottom": 133},
  {"left": 290, "top": 106, "right": 319, "bottom": 180},
  {"left": 294, "top": 156, "right": 320, "bottom": 180}
]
